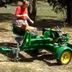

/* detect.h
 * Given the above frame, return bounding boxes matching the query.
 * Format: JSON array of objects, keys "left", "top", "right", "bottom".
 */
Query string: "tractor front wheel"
[{"left": 57, "top": 50, "right": 71, "bottom": 65}]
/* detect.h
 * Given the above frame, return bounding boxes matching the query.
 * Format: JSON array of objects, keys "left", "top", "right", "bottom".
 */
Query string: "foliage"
[{"left": 47, "top": 0, "right": 67, "bottom": 13}]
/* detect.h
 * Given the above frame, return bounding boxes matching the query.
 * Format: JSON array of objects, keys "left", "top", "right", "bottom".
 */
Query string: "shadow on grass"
[
  {"left": 0, "top": 13, "right": 14, "bottom": 22},
  {"left": 31, "top": 19, "right": 65, "bottom": 30},
  {"left": 0, "top": 13, "right": 65, "bottom": 28}
]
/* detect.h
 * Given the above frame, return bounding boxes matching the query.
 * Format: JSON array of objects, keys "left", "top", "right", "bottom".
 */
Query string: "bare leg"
[{"left": 26, "top": 25, "right": 37, "bottom": 31}]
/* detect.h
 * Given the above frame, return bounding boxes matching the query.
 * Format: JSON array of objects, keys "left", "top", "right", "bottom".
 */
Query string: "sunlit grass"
[{"left": 37, "top": 1, "right": 66, "bottom": 20}]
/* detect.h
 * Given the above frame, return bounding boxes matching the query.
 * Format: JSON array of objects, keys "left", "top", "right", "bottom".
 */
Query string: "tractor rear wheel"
[{"left": 57, "top": 50, "right": 71, "bottom": 65}]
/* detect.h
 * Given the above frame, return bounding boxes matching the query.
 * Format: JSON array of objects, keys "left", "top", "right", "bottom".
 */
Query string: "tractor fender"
[{"left": 54, "top": 45, "right": 72, "bottom": 60}]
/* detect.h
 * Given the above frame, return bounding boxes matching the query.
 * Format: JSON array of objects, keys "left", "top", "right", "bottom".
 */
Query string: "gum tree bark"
[
  {"left": 67, "top": 0, "right": 72, "bottom": 25},
  {"left": 28, "top": 0, "right": 37, "bottom": 21}
]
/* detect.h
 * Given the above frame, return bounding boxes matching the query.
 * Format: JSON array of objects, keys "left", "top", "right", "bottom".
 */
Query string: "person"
[{"left": 14, "top": 0, "right": 37, "bottom": 32}]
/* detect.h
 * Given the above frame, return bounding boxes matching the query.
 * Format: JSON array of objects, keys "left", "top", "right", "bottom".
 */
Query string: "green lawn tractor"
[
  {"left": 20, "top": 28, "right": 72, "bottom": 65},
  {"left": 0, "top": 25, "right": 72, "bottom": 65}
]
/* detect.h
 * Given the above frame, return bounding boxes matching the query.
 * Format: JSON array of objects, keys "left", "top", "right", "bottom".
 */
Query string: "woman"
[{"left": 15, "top": 0, "right": 36, "bottom": 31}]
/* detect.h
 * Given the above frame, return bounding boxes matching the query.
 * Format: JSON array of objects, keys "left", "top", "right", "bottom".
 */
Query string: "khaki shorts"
[{"left": 14, "top": 20, "right": 28, "bottom": 27}]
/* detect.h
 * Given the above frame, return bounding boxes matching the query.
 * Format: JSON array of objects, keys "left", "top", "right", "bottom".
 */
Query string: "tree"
[
  {"left": 67, "top": 0, "right": 72, "bottom": 25},
  {"left": 0, "top": 0, "right": 7, "bottom": 7},
  {"left": 47, "top": 0, "right": 72, "bottom": 25},
  {"left": 28, "top": 0, "right": 37, "bottom": 21}
]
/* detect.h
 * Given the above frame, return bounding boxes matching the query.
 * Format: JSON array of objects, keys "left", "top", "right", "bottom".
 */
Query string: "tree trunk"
[
  {"left": 0, "top": 0, "right": 6, "bottom": 7},
  {"left": 67, "top": 1, "right": 72, "bottom": 25},
  {"left": 28, "top": 0, "right": 37, "bottom": 21}
]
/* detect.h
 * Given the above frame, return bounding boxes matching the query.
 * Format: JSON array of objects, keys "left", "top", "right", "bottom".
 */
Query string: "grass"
[{"left": 37, "top": 1, "right": 66, "bottom": 20}]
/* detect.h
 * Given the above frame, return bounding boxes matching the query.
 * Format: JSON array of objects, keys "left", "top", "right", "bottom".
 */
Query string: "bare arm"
[
  {"left": 16, "top": 15, "right": 23, "bottom": 17},
  {"left": 24, "top": 14, "right": 34, "bottom": 23}
]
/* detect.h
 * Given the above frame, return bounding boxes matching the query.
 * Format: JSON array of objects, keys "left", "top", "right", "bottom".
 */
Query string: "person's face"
[
  {"left": 18, "top": 1, "right": 23, "bottom": 6},
  {"left": 24, "top": 4, "right": 28, "bottom": 8}
]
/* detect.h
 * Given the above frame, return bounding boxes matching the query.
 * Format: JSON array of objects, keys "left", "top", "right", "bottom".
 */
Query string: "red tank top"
[{"left": 15, "top": 6, "right": 28, "bottom": 20}]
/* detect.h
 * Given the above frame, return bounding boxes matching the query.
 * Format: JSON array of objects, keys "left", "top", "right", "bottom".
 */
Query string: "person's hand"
[
  {"left": 23, "top": 14, "right": 27, "bottom": 16},
  {"left": 30, "top": 20, "right": 34, "bottom": 24}
]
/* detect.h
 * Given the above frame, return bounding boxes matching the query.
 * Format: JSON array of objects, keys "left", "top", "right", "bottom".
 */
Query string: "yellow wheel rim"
[{"left": 61, "top": 51, "right": 71, "bottom": 64}]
